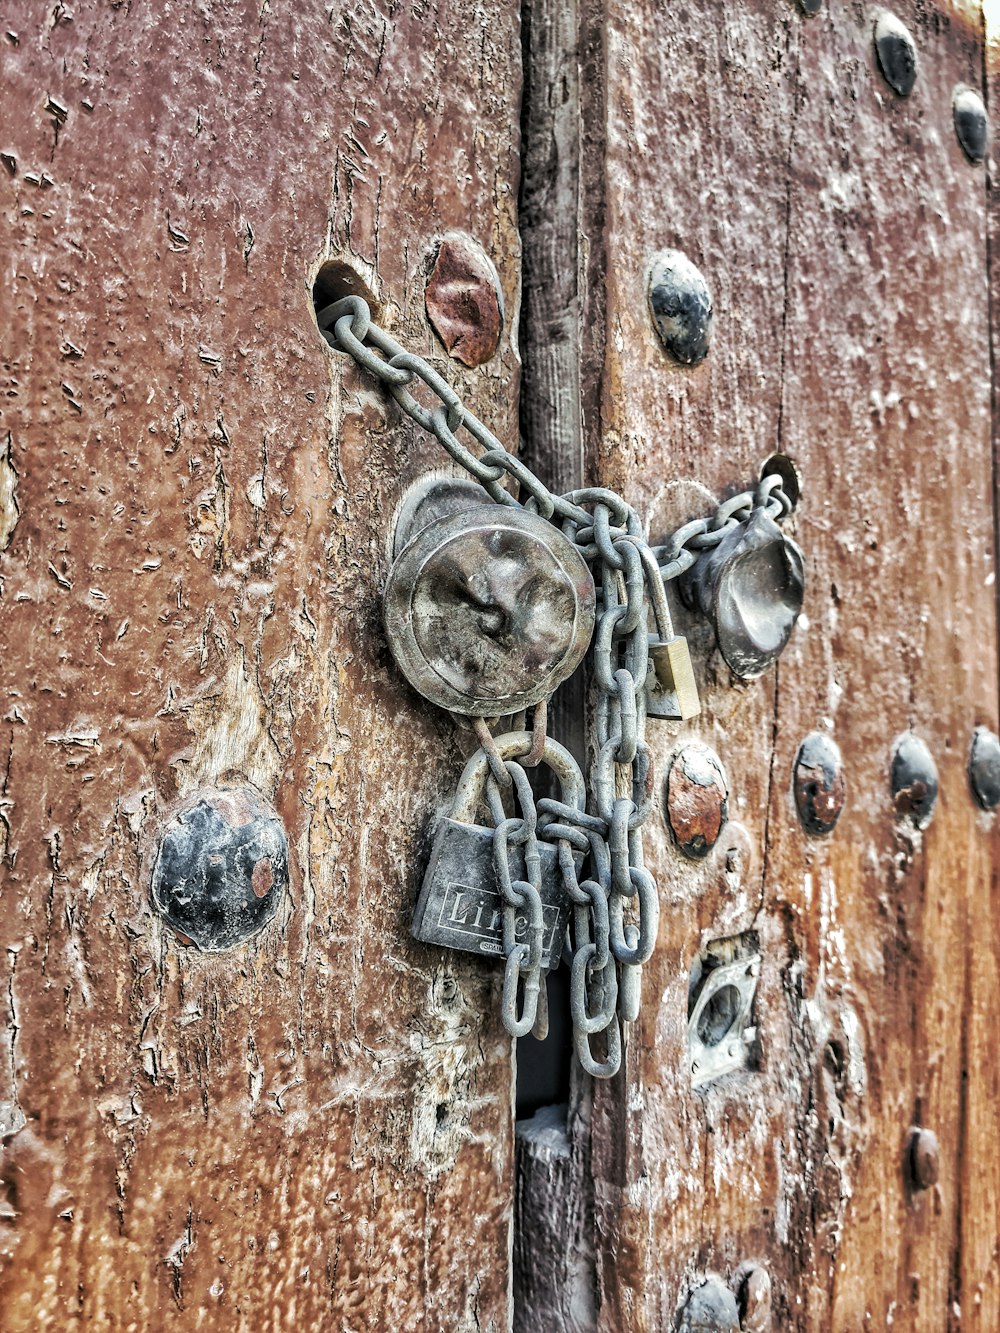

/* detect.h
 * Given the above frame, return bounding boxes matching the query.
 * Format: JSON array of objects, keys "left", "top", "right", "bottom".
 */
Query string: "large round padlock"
[
  {"left": 383, "top": 504, "right": 596, "bottom": 715},
  {"left": 679, "top": 505, "right": 805, "bottom": 680}
]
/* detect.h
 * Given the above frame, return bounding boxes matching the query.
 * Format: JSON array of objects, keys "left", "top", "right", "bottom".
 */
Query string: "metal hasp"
[
  {"left": 384, "top": 504, "right": 596, "bottom": 716},
  {"left": 412, "top": 731, "right": 585, "bottom": 966},
  {"left": 151, "top": 784, "right": 288, "bottom": 951},
  {"left": 874, "top": 12, "right": 918, "bottom": 97},
  {"left": 891, "top": 731, "right": 938, "bottom": 830},
  {"left": 679, "top": 504, "right": 805, "bottom": 679},
  {"left": 793, "top": 731, "right": 846, "bottom": 835},
  {"left": 677, "top": 1276, "right": 740, "bottom": 1332},
  {"left": 648, "top": 249, "right": 713, "bottom": 367},
  {"left": 969, "top": 726, "right": 1000, "bottom": 810},
  {"left": 688, "top": 950, "right": 760, "bottom": 1089},
  {"left": 953, "top": 87, "right": 989, "bottom": 164},
  {"left": 666, "top": 742, "right": 729, "bottom": 859}
]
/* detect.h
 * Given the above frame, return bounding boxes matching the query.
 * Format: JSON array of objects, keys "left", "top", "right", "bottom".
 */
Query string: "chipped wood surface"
[
  {"left": 0, "top": 1, "right": 521, "bottom": 1328},
  {"left": 3, "top": 0, "right": 1000, "bottom": 1330},
  {"left": 555, "top": 1, "right": 999, "bottom": 1329}
]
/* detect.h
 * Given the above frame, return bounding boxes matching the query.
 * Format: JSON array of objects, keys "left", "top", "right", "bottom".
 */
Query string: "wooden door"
[{"left": 2, "top": 1, "right": 999, "bottom": 1330}]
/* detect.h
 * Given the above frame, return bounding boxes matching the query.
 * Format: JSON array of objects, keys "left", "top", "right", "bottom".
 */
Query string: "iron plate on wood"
[{"left": 383, "top": 504, "right": 596, "bottom": 716}]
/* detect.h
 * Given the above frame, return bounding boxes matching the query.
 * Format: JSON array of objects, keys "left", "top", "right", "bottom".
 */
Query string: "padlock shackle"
[{"left": 450, "top": 730, "right": 585, "bottom": 825}]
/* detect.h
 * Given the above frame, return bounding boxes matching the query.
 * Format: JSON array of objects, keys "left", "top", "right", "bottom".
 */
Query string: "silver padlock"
[{"left": 412, "top": 731, "right": 586, "bottom": 966}]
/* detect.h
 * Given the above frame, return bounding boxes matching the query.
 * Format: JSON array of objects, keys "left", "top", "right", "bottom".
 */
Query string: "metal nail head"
[
  {"left": 666, "top": 743, "right": 729, "bottom": 860},
  {"left": 969, "top": 726, "right": 1000, "bottom": 811},
  {"left": 793, "top": 731, "right": 846, "bottom": 836},
  {"left": 151, "top": 784, "right": 289, "bottom": 951},
  {"left": 648, "top": 250, "right": 713, "bottom": 367},
  {"left": 874, "top": 12, "right": 918, "bottom": 98},
  {"left": 908, "top": 1126, "right": 940, "bottom": 1191},
  {"left": 953, "top": 87, "right": 988, "bottom": 164},
  {"left": 891, "top": 732, "right": 939, "bottom": 830}
]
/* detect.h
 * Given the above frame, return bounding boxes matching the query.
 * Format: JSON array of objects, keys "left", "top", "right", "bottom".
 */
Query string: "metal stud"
[
  {"left": 151, "top": 784, "right": 289, "bottom": 951},
  {"left": 425, "top": 234, "right": 503, "bottom": 368},
  {"left": 968, "top": 726, "right": 1000, "bottom": 811},
  {"left": 648, "top": 250, "right": 713, "bottom": 367},
  {"left": 678, "top": 1275, "right": 740, "bottom": 1332},
  {"left": 793, "top": 731, "right": 845, "bottom": 836},
  {"left": 874, "top": 12, "right": 918, "bottom": 98},
  {"left": 890, "top": 732, "right": 938, "bottom": 830},
  {"left": 736, "top": 1265, "right": 773, "bottom": 1332},
  {"left": 908, "top": 1126, "right": 940, "bottom": 1191},
  {"left": 953, "top": 86, "right": 988, "bottom": 164},
  {"left": 666, "top": 743, "right": 729, "bottom": 859}
]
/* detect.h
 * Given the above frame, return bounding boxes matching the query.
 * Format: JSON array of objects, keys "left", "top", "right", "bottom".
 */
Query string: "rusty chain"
[{"left": 318, "top": 295, "right": 795, "bottom": 1079}]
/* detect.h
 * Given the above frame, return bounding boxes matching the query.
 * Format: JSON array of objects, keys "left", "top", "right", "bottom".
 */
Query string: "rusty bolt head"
[
  {"left": 874, "top": 12, "right": 918, "bottom": 97},
  {"left": 648, "top": 250, "right": 713, "bottom": 367},
  {"left": 678, "top": 1276, "right": 740, "bottom": 1332},
  {"left": 666, "top": 743, "right": 729, "bottom": 860},
  {"left": 384, "top": 504, "right": 596, "bottom": 716},
  {"left": 891, "top": 732, "right": 939, "bottom": 830},
  {"left": 793, "top": 731, "right": 845, "bottom": 836},
  {"left": 425, "top": 235, "right": 503, "bottom": 368},
  {"left": 908, "top": 1126, "right": 940, "bottom": 1191},
  {"left": 736, "top": 1265, "right": 772, "bottom": 1332},
  {"left": 969, "top": 726, "right": 1000, "bottom": 811},
  {"left": 953, "top": 87, "right": 988, "bottom": 164},
  {"left": 151, "top": 784, "right": 288, "bottom": 951}
]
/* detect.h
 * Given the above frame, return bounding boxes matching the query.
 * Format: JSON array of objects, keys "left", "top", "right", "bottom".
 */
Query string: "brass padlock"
[
  {"left": 412, "top": 731, "right": 585, "bottom": 965},
  {"left": 639, "top": 541, "right": 701, "bottom": 721},
  {"left": 384, "top": 504, "right": 596, "bottom": 717}
]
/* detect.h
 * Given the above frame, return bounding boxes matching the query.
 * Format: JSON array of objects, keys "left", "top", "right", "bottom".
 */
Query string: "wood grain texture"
[
  {"left": 572, "top": 1, "right": 999, "bottom": 1329},
  {"left": 0, "top": 2, "right": 522, "bottom": 1327}
]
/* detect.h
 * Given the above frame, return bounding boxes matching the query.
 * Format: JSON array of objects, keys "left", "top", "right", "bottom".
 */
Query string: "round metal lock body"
[
  {"left": 383, "top": 504, "right": 596, "bottom": 716},
  {"left": 151, "top": 784, "right": 289, "bottom": 951}
]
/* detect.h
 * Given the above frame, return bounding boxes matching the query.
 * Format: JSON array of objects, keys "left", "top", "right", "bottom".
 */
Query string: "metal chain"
[
  {"left": 319, "top": 296, "right": 796, "bottom": 1079},
  {"left": 485, "top": 761, "right": 547, "bottom": 1040}
]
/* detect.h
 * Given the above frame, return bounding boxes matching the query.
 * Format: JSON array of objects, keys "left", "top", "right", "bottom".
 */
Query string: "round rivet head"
[
  {"left": 908, "top": 1126, "right": 940, "bottom": 1191},
  {"left": 874, "top": 12, "right": 918, "bottom": 98},
  {"left": 151, "top": 784, "right": 289, "bottom": 951},
  {"left": 891, "top": 732, "right": 939, "bottom": 830},
  {"left": 425, "top": 234, "right": 503, "bottom": 368},
  {"left": 383, "top": 504, "right": 596, "bottom": 716},
  {"left": 793, "top": 731, "right": 845, "bottom": 836},
  {"left": 648, "top": 250, "right": 713, "bottom": 367},
  {"left": 953, "top": 87, "right": 988, "bottom": 164},
  {"left": 737, "top": 1265, "right": 773, "bottom": 1333},
  {"left": 666, "top": 743, "right": 729, "bottom": 860},
  {"left": 969, "top": 726, "right": 1000, "bottom": 811},
  {"left": 679, "top": 1276, "right": 740, "bottom": 1332}
]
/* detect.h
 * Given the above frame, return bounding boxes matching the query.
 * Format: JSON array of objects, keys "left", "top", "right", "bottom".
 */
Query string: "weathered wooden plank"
[
  {"left": 0, "top": 1, "right": 522, "bottom": 1327},
  {"left": 570, "top": 1, "right": 999, "bottom": 1329}
]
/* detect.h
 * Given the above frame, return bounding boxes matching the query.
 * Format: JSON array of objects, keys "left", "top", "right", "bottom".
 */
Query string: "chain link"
[{"left": 319, "top": 296, "right": 796, "bottom": 1079}]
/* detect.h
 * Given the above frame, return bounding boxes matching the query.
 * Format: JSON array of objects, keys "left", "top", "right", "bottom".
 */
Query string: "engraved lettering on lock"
[{"left": 436, "top": 881, "right": 557, "bottom": 957}]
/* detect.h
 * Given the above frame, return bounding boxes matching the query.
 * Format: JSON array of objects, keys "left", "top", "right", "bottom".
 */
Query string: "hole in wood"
[{"left": 312, "top": 259, "right": 379, "bottom": 315}]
